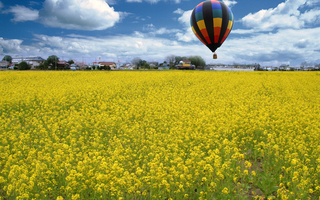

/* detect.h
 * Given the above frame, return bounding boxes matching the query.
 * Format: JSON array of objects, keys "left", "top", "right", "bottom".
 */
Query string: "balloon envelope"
[{"left": 190, "top": 0, "right": 234, "bottom": 53}]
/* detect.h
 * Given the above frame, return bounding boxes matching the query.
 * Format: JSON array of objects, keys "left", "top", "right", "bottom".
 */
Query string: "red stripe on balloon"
[
  {"left": 214, "top": 27, "right": 221, "bottom": 43},
  {"left": 196, "top": 33, "right": 207, "bottom": 45},
  {"left": 221, "top": 28, "right": 230, "bottom": 44},
  {"left": 196, "top": 2, "right": 203, "bottom": 7},
  {"left": 200, "top": 29, "right": 211, "bottom": 44}
]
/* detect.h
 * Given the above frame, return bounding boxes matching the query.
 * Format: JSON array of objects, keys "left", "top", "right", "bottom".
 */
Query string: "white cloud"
[
  {"left": 173, "top": 8, "right": 184, "bottom": 15},
  {"left": 0, "top": 1, "right": 3, "bottom": 9},
  {"left": 143, "top": 23, "right": 156, "bottom": 31},
  {"left": 143, "top": 24, "right": 179, "bottom": 35},
  {"left": 152, "top": 28, "right": 180, "bottom": 35},
  {"left": 31, "top": 33, "right": 204, "bottom": 61},
  {"left": 105, "top": 0, "right": 117, "bottom": 5},
  {"left": 38, "top": 0, "right": 121, "bottom": 30},
  {"left": 126, "top": 0, "right": 181, "bottom": 3},
  {"left": 294, "top": 38, "right": 310, "bottom": 48},
  {"left": 222, "top": 0, "right": 237, "bottom": 8},
  {"left": 126, "top": 0, "right": 142, "bottom": 2},
  {"left": 175, "top": 10, "right": 196, "bottom": 42},
  {"left": 241, "top": 0, "right": 307, "bottom": 31},
  {"left": 6, "top": 5, "right": 39, "bottom": 22},
  {"left": 300, "top": 8, "right": 320, "bottom": 23},
  {"left": 132, "top": 31, "right": 145, "bottom": 38},
  {"left": 0, "top": 37, "right": 23, "bottom": 54},
  {"left": 232, "top": 29, "right": 257, "bottom": 34},
  {"left": 239, "top": 0, "right": 320, "bottom": 32},
  {"left": 224, "top": 27, "right": 320, "bottom": 65},
  {"left": 306, "top": 0, "right": 320, "bottom": 6},
  {"left": 2, "top": 25, "right": 320, "bottom": 66}
]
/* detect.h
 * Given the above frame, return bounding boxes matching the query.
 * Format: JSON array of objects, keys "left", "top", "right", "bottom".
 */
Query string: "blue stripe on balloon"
[
  {"left": 195, "top": 5, "right": 202, "bottom": 14},
  {"left": 212, "top": 2, "right": 221, "bottom": 10}
]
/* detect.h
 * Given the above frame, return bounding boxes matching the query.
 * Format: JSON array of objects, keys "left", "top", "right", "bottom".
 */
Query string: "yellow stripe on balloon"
[
  {"left": 227, "top": 21, "right": 233, "bottom": 29},
  {"left": 192, "top": 26, "right": 197, "bottom": 34},
  {"left": 213, "top": 18, "right": 222, "bottom": 28},
  {"left": 197, "top": 20, "right": 206, "bottom": 30}
]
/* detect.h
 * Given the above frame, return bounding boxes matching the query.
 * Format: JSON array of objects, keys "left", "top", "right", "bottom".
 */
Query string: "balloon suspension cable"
[{"left": 213, "top": 53, "right": 217, "bottom": 59}]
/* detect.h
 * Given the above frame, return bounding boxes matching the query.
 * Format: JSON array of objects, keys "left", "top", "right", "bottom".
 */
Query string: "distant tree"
[
  {"left": 43, "top": 60, "right": 49, "bottom": 70},
  {"left": 255, "top": 63, "right": 261, "bottom": 71},
  {"left": 280, "top": 64, "right": 289, "bottom": 71},
  {"left": 2, "top": 55, "right": 12, "bottom": 63},
  {"left": 36, "top": 63, "right": 44, "bottom": 70},
  {"left": 188, "top": 56, "right": 206, "bottom": 68},
  {"left": 99, "top": 65, "right": 106, "bottom": 70},
  {"left": 166, "top": 54, "right": 175, "bottom": 69},
  {"left": 300, "top": 61, "right": 308, "bottom": 70},
  {"left": 139, "top": 60, "right": 147, "bottom": 66},
  {"left": 132, "top": 57, "right": 142, "bottom": 67},
  {"left": 300, "top": 61, "right": 314, "bottom": 70},
  {"left": 47, "top": 55, "right": 59, "bottom": 70},
  {"left": 174, "top": 56, "right": 188, "bottom": 66},
  {"left": 37, "top": 62, "right": 50, "bottom": 70},
  {"left": 18, "top": 61, "right": 31, "bottom": 70},
  {"left": 138, "top": 60, "right": 149, "bottom": 69},
  {"left": 67, "top": 60, "right": 75, "bottom": 65},
  {"left": 144, "top": 63, "right": 150, "bottom": 69},
  {"left": 64, "top": 65, "right": 70, "bottom": 70}
]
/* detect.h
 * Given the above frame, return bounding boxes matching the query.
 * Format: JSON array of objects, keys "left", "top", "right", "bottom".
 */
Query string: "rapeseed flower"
[{"left": 0, "top": 71, "right": 319, "bottom": 199}]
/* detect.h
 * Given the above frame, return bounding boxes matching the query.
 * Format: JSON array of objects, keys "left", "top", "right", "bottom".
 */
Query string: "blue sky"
[{"left": 0, "top": 0, "right": 320, "bottom": 66}]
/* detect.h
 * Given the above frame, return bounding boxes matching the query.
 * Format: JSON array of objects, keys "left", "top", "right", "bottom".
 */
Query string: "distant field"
[{"left": 0, "top": 71, "right": 320, "bottom": 200}]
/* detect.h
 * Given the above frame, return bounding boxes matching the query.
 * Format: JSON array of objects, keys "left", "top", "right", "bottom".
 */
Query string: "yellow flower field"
[{"left": 0, "top": 71, "right": 320, "bottom": 200}]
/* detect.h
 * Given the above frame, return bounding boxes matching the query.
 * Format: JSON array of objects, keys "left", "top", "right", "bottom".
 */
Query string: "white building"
[{"left": 11, "top": 56, "right": 45, "bottom": 69}]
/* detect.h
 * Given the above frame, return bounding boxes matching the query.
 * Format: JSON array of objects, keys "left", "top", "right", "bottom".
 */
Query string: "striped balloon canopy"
[{"left": 190, "top": 0, "right": 234, "bottom": 54}]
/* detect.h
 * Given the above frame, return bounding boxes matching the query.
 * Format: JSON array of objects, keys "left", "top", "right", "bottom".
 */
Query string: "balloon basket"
[{"left": 213, "top": 53, "right": 217, "bottom": 59}]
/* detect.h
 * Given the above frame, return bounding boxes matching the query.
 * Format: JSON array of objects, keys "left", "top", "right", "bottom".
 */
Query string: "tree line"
[
  {"left": 2, "top": 54, "right": 206, "bottom": 70},
  {"left": 131, "top": 55, "right": 206, "bottom": 69},
  {"left": 1, "top": 55, "right": 74, "bottom": 70}
]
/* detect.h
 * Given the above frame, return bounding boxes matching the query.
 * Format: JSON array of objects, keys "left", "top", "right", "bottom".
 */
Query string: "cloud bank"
[
  {"left": 4, "top": 0, "right": 122, "bottom": 30},
  {"left": 5, "top": 5, "right": 39, "bottom": 22},
  {"left": 126, "top": 0, "right": 182, "bottom": 3},
  {"left": 238, "top": 0, "right": 320, "bottom": 32},
  {"left": 38, "top": 0, "right": 121, "bottom": 30}
]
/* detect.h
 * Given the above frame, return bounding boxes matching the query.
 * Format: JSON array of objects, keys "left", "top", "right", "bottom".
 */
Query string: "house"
[
  {"left": 120, "top": 63, "right": 133, "bottom": 70},
  {"left": 99, "top": 62, "right": 117, "bottom": 70},
  {"left": 158, "top": 63, "right": 169, "bottom": 70},
  {"left": 148, "top": 61, "right": 159, "bottom": 68},
  {"left": 57, "top": 61, "right": 68, "bottom": 67},
  {"left": 177, "top": 60, "right": 195, "bottom": 70},
  {"left": 11, "top": 56, "right": 24, "bottom": 64},
  {"left": 0, "top": 60, "right": 9, "bottom": 68},
  {"left": 70, "top": 64, "right": 80, "bottom": 71},
  {"left": 75, "top": 61, "right": 87, "bottom": 70},
  {"left": 50, "top": 61, "right": 71, "bottom": 70},
  {"left": 25, "top": 57, "right": 45, "bottom": 69},
  {"left": 10, "top": 56, "right": 45, "bottom": 69}
]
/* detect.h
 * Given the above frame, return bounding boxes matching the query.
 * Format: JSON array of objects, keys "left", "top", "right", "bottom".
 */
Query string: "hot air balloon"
[{"left": 190, "top": 0, "right": 234, "bottom": 59}]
